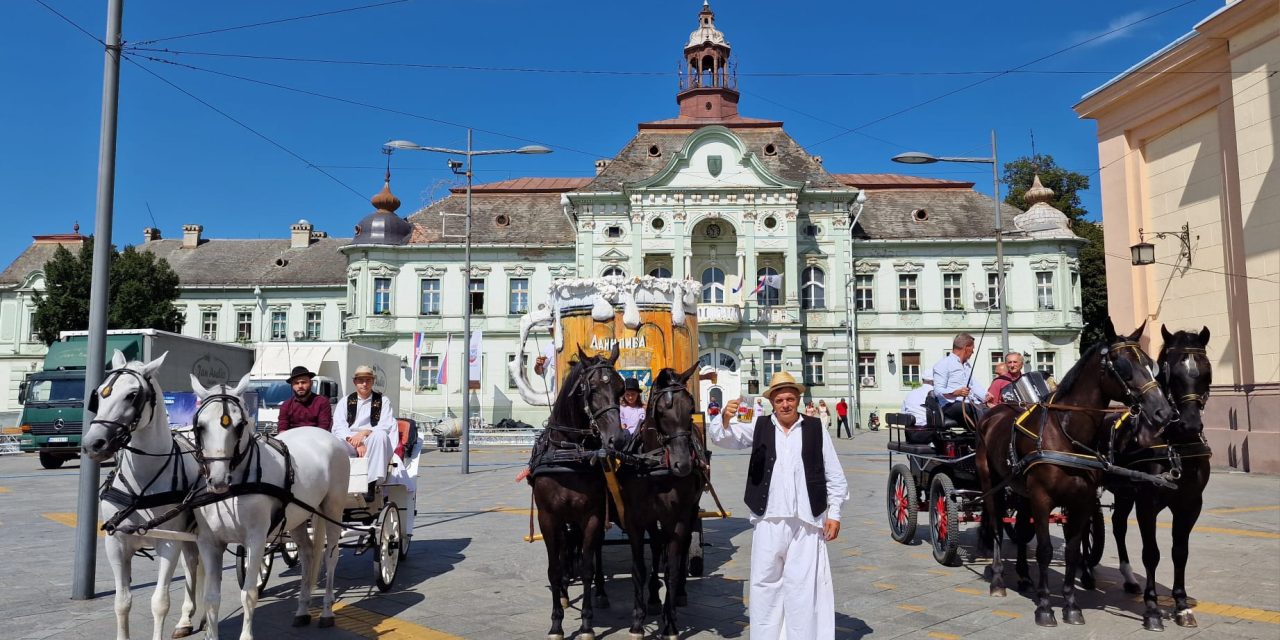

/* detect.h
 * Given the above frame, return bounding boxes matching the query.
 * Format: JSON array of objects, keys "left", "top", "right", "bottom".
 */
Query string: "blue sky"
[{"left": 1, "top": 0, "right": 1217, "bottom": 263}]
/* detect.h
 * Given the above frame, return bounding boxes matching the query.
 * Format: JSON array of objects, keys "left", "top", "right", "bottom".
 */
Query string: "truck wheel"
[{"left": 39, "top": 452, "right": 65, "bottom": 470}]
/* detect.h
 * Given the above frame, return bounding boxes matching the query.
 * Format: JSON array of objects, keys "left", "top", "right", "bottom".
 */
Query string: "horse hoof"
[
  {"left": 1143, "top": 613, "right": 1165, "bottom": 632},
  {"left": 1035, "top": 610, "right": 1057, "bottom": 627},
  {"left": 560, "top": 596, "right": 571, "bottom": 609},
  {"left": 579, "top": 632, "right": 595, "bottom": 640},
  {"left": 172, "top": 626, "right": 194, "bottom": 639},
  {"left": 629, "top": 633, "right": 645, "bottom": 640},
  {"left": 548, "top": 635, "right": 564, "bottom": 640},
  {"left": 1016, "top": 579, "right": 1033, "bottom": 592},
  {"left": 318, "top": 616, "right": 336, "bottom": 629},
  {"left": 676, "top": 593, "right": 688, "bottom": 607},
  {"left": 1175, "top": 610, "right": 1197, "bottom": 628},
  {"left": 664, "top": 635, "right": 679, "bottom": 640},
  {"left": 1063, "top": 608, "right": 1085, "bottom": 625},
  {"left": 990, "top": 584, "right": 1007, "bottom": 598},
  {"left": 1124, "top": 582, "right": 1142, "bottom": 595},
  {"left": 292, "top": 614, "right": 312, "bottom": 627}
]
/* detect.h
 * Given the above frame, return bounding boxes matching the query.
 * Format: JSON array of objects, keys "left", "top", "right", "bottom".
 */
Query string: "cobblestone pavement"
[{"left": 1, "top": 430, "right": 1277, "bottom": 639}]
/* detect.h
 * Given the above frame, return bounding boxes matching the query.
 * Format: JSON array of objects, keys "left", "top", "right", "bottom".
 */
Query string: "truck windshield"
[
  {"left": 27, "top": 378, "right": 86, "bottom": 403},
  {"left": 247, "top": 380, "right": 293, "bottom": 408}
]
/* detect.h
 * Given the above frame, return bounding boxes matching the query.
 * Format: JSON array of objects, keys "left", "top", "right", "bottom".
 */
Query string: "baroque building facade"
[{"left": 0, "top": 3, "right": 1084, "bottom": 427}]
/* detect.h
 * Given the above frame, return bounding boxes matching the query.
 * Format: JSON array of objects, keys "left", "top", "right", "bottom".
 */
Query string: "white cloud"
[{"left": 1067, "top": 11, "right": 1149, "bottom": 48}]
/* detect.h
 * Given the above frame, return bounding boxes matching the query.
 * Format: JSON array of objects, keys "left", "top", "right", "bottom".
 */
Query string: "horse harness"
[
  {"left": 89, "top": 367, "right": 159, "bottom": 453},
  {"left": 528, "top": 360, "right": 621, "bottom": 473}
]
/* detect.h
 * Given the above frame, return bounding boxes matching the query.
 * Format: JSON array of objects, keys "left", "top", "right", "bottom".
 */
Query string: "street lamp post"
[
  {"left": 385, "top": 133, "right": 551, "bottom": 474},
  {"left": 892, "top": 130, "right": 1009, "bottom": 356},
  {"left": 843, "top": 190, "right": 867, "bottom": 431}
]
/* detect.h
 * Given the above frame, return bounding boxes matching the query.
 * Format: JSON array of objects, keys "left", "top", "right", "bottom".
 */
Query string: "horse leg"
[
  {"left": 1112, "top": 491, "right": 1140, "bottom": 594},
  {"left": 1060, "top": 507, "right": 1086, "bottom": 625},
  {"left": 318, "top": 517, "right": 343, "bottom": 628},
  {"left": 106, "top": 534, "right": 134, "bottom": 640},
  {"left": 593, "top": 539, "right": 609, "bottom": 609},
  {"left": 985, "top": 492, "right": 1007, "bottom": 597},
  {"left": 1171, "top": 497, "right": 1202, "bottom": 627},
  {"left": 1031, "top": 493, "right": 1056, "bottom": 627},
  {"left": 577, "top": 515, "right": 602, "bottom": 640},
  {"left": 540, "top": 512, "right": 566, "bottom": 640},
  {"left": 627, "top": 526, "right": 648, "bottom": 639},
  {"left": 198, "top": 541, "right": 225, "bottom": 640},
  {"left": 289, "top": 524, "right": 315, "bottom": 627},
  {"left": 172, "top": 541, "right": 200, "bottom": 638},
  {"left": 1136, "top": 498, "right": 1165, "bottom": 631},
  {"left": 148, "top": 540, "right": 182, "bottom": 640},
  {"left": 648, "top": 527, "right": 663, "bottom": 607},
  {"left": 237, "top": 529, "right": 269, "bottom": 640},
  {"left": 660, "top": 522, "right": 687, "bottom": 640},
  {"left": 1014, "top": 504, "right": 1033, "bottom": 592}
]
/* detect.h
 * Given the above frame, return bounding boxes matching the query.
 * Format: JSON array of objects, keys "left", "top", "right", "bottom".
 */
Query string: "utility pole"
[{"left": 73, "top": 0, "right": 124, "bottom": 600}]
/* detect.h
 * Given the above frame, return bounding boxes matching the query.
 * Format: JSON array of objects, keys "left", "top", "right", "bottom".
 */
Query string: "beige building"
[{"left": 1074, "top": 0, "right": 1278, "bottom": 472}]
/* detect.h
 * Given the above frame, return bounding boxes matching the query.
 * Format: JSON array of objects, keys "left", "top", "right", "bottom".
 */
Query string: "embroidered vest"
[
  {"left": 346, "top": 391, "right": 382, "bottom": 428},
  {"left": 744, "top": 414, "right": 828, "bottom": 518}
]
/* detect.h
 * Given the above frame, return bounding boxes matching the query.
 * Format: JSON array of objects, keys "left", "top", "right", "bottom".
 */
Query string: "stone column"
[
  {"left": 784, "top": 209, "right": 800, "bottom": 305},
  {"left": 673, "top": 207, "right": 688, "bottom": 280},
  {"left": 630, "top": 211, "right": 644, "bottom": 276}
]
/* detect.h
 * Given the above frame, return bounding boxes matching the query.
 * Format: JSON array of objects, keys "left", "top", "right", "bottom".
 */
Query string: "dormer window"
[{"left": 605, "top": 225, "right": 623, "bottom": 239}]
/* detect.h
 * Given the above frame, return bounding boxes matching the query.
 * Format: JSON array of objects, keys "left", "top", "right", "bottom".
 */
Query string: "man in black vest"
[
  {"left": 710, "top": 371, "right": 848, "bottom": 640},
  {"left": 332, "top": 365, "right": 396, "bottom": 494}
]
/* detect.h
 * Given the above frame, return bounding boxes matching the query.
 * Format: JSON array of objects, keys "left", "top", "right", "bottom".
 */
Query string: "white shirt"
[
  {"left": 901, "top": 384, "right": 933, "bottom": 426},
  {"left": 332, "top": 392, "right": 396, "bottom": 443},
  {"left": 620, "top": 405, "right": 645, "bottom": 433},
  {"left": 707, "top": 412, "right": 848, "bottom": 527},
  {"left": 931, "top": 353, "right": 987, "bottom": 406}
]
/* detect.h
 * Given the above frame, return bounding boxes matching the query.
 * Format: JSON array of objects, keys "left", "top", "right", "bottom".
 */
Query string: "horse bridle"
[
  {"left": 1161, "top": 346, "right": 1210, "bottom": 410},
  {"left": 638, "top": 382, "right": 702, "bottom": 470},
  {"left": 88, "top": 367, "right": 157, "bottom": 452},
  {"left": 191, "top": 392, "right": 251, "bottom": 471},
  {"left": 1102, "top": 340, "right": 1163, "bottom": 417}
]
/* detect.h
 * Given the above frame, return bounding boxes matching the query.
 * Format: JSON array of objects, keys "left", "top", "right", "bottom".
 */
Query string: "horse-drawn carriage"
[{"left": 884, "top": 373, "right": 1104, "bottom": 568}]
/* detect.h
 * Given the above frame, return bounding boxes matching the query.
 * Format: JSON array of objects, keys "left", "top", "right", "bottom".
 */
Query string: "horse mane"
[
  {"left": 653, "top": 367, "right": 680, "bottom": 388},
  {"left": 548, "top": 354, "right": 591, "bottom": 430},
  {"left": 1053, "top": 341, "right": 1105, "bottom": 397}
]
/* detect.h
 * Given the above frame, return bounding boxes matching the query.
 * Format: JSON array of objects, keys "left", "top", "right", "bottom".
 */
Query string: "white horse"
[
  {"left": 82, "top": 350, "right": 202, "bottom": 640},
  {"left": 189, "top": 373, "right": 349, "bottom": 639}
]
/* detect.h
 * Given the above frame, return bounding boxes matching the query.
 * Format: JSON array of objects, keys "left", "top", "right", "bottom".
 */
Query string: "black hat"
[
  {"left": 287, "top": 365, "right": 316, "bottom": 383},
  {"left": 624, "top": 378, "right": 642, "bottom": 392}
]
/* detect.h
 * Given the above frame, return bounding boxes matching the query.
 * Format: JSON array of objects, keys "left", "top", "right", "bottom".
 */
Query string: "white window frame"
[
  {"left": 236, "top": 311, "right": 253, "bottom": 341},
  {"left": 649, "top": 266, "right": 672, "bottom": 278},
  {"left": 270, "top": 310, "right": 288, "bottom": 341},
  {"left": 373, "top": 277, "right": 392, "bottom": 314},
  {"left": 857, "top": 353, "right": 877, "bottom": 387},
  {"left": 804, "top": 351, "right": 825, "bottom": 385},
  {"left": 943, "top": 273, "right": 963, "bottom": 311},
  {"left": 701, "top": 267, "right": 726, "bottom": 303},
  {"left": 1036, "top": 351, "right": 1057, "bottom": 379},
  {"left": 420, "top": 278, "right": 441, "bottom": 315},
  {"left": 763, "top": 348, "right": 783, "bottom": 382},
  {"left": 901, "top": 352, "right": 921, "bottom": 386},
  {"left": 898, "top": 274, "right": 919, "bottom": 312},
  {"left": 756, "top": 267, "right": 780, "bottom": 306},
  {"left": 854, "top": 274, "right": 874, "bottom": 311},
  {"left": 987, "top": 272, "right": 1002, "bottom": 309},
  {"left": 1036, "top": 271, "right": 1055, "bottom": 310},
  {"left": 602, "top": 266, "right": 626, "bottom": 278},
  {"left": 801, "top": 266, "right": 825, "bottom": 310},
  {"left": 469, "top": 278, "right": 486, "bottom": 314},
  {"left": 509, "top": 278, "right": 530, "bottom": 315},
  {"left": 419, "top": 355, "right": 440, "bottom": 391},
  {"left": 305, "top": 310, "right": 322, "bottom": 339},
  {"left": 201, "top": 310, "right": 218, "bottom": 341}
]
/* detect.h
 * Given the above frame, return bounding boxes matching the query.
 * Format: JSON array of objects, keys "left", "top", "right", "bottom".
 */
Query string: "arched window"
[
  {"left": 801, "top": 266, "right": 826, "bottom": 309},
  {"left": 701, "top": 267, "right": 725, "bottom": 303},
  {"left": 649, "top": 266, "right": 672, "bottom": 278},
  {"left": 602, "top": 266, "right": 626, "bottom": 278},
  {"left": 756, "top": 267, "right": 780, "bottom": 306}
]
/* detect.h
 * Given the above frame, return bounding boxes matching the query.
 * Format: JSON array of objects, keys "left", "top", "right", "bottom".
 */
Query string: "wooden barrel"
[{"left": 550, "top": 277, "right": 701, "bottom": 401}]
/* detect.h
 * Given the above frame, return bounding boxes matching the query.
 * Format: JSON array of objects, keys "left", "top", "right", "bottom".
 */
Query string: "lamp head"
[
  {"left": 517, "top": 145, "right": 553, "bottom": 155},
  {"left": 384, "top": 140, "right": 422, "bottom": 150},
  {"left": 891, "top": 151, "right": 938, "bottom": 165}
]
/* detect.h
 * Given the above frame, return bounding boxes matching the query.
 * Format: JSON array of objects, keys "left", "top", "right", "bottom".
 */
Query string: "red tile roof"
[
  {"left": 833, "top": 173, "right": 975, "bottom": 189},
  {"left": 452, "top": 177, "right": 593, "bottom": 194}
]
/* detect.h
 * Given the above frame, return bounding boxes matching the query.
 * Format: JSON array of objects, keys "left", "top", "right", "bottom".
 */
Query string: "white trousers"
[
  {"left": 749, "top": 516, "right": 835, "bottom": 640},
  {"left": 340, "top": 429, "right": 392, "bottom": 483}
]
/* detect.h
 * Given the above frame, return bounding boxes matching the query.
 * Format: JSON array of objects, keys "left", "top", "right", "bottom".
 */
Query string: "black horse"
[
  {"left": 613, "top": 365, "right": 705, "bottom": 640},
  {"left": 531, "top": 345, "right": 625, "bottom": 640},
  {"left": 1108, "top": 325, "right": 1213, "bottom": 631},
  {"left": 974, "top": 319, "right": 1173, "bottom": 627}
]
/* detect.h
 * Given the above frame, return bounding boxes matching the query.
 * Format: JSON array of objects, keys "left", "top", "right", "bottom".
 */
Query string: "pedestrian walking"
[
  {"left": 709, "top": 372, "right": 849, "bottom": 639},
  {"left": 834, "top": 398, "right": 852, "bottom": 438},
  {"left": 804, "top": 401, "right": 818, "bottom": 418},
  {"left": 818, "top": 399, "right": 831, "bottom": 431}
]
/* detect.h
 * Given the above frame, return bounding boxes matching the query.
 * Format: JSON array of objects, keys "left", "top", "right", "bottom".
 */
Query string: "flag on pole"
[
  {"left": 437, "top": 333, "right": 451, "bottom": 386},
  {"left": 468, "top": 330, "right": 484, "bottom": 390},
  {"left": 730, "top": 274, "right": 744, "bottom": 294},
  {"left": 749, "top": 273, "right": 783, "bottom": 296},
  {"left": 411, "top": 332, "right": 423, "bottom": 386}
]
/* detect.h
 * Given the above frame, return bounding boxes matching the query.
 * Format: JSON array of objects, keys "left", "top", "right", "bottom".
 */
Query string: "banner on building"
[
  {"left": 437, "top": 333, "right": 451, "bottom": 387},
  {"left": 468, "top": 330, "right": 483, "bottom": 390}
]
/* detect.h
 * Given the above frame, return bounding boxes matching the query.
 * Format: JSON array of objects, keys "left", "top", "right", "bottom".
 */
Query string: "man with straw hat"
[
  {"left": 710, "top": 371, "right": 848, "bottom": 639},
  {"left": 332, "top": 365, "right": 396, "bottom": 499}
]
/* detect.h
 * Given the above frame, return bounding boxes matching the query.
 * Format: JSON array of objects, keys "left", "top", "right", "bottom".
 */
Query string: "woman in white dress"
[{"left": 818, "top": 399, "right": 832, "bottom": 431}]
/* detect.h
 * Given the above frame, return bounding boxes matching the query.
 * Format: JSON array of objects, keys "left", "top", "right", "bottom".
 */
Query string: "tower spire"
[{"left": 676, "top": 1, "right": 739, "bottom": 120}]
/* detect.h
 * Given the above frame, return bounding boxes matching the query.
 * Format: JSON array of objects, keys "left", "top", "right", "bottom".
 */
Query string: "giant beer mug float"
[{"left": 511, "top": 275, "right": 703, "bottom": 406}]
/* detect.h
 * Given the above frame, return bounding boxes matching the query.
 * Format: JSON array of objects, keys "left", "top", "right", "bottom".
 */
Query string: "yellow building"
[{"left": 1074, "top": 0, "right": 1278, "bottom": 472}]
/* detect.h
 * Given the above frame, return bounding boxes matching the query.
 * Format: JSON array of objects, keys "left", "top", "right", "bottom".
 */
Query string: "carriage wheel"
[
  {"left": 234, "top": 545, "right": 273, "bottom": 597},
  {"left": 281, "top": 539, "right": 300, "bottom": 568},
  {"left": 1083, "top": 504, "right": 1106, "bottom": 568},
  {"left": 886, "top": 464, "right": 918, "bottom": 543},
  {"left": 375, "top": 502, "right": 401, "bottom": 592},
  {"left": 929, "top": 474, "right": 961, "bottom": 566}
]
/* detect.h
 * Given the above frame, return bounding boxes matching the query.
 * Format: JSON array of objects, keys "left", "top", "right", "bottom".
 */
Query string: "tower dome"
[{"left": 351, "top": 173, "right": 413, "bottom": 246}]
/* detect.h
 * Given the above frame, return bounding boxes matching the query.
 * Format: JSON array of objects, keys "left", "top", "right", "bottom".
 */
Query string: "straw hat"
[
  {"left": 353, "top": 365, "right": 377, "bottom": 380},
  {"left": 763, "top": 371, "right": 806, "bottom": 399}
]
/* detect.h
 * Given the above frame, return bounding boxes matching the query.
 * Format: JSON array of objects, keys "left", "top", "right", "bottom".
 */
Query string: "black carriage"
[{"left": 885, "top": 385, "right": 1105, "bottom": 567}]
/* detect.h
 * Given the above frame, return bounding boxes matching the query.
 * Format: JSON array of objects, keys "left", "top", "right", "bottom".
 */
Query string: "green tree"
[
  {"left": 1002, "top": 154, "right": 1110, "bottom": 345},
  {"left": 32, "top": 238, "right": 184, "bottom": 345}
]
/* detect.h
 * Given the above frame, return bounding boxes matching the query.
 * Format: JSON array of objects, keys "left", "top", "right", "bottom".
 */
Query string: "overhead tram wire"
[
  {"left": 123, "top": 53, "right": 367, "bottom": 202},
  {"left": 30, "top": 0, "right": 104, "bottom": 45},
  {"left": 1101, "top": 251, "right": 1279, "bottom": 285},
  {"left": 129, "top": 0, "right": 412, "bottom": 47},
  {"left": 804, "top": 0, "right": 1204, "bottom": 150}
]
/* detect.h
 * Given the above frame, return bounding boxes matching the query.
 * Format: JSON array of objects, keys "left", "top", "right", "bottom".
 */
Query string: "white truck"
[{"left": 248, "top": 342, "right": 403, "bottom": 433}]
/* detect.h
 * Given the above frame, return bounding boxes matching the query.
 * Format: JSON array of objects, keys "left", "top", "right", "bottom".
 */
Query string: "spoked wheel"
[
  {"left": 281, "top": 540, "right": 300, "bottom": 568},
  {"left": 234, "top": 545, "right": 272, "bottom": 596},
  {"left": 1083, "top": 504, "right": 1106, "bottom": 568},
  {"left": 375, "top": 502, "right": 401, "bottom": 592},
  {"left": 886, "top": 464, "right": 918, "bottom": 543},
  {"left": 929, "top": 474, "right": 961, "bottom": 566}
]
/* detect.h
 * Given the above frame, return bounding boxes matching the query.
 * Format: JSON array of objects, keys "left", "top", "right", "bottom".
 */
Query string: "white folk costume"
[
  {"left": 708, "top": 405, "right": 848, "bottom": 639},
  {"left": 332, "top": 390, "right": 396, "bottom": 484}
]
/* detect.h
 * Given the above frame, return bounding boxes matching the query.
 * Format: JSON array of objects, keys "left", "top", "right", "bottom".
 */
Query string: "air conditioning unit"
[
  {"left": 860, "top": 376, "right": 876, "bottom": 387},
  {"left": 973, "top": 290, "right": 991, "bottom": 311}
]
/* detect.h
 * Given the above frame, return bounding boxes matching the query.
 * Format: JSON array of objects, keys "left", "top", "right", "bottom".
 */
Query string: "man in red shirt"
[
  {"left": 986, "top": 353, "right": 1024, "bottom": 406},
  {"left": 834, "top": 398, "right": 851, "bottom": 439},
  {"left": 277, "top": 365, "right": 333, "bottom": 433}
]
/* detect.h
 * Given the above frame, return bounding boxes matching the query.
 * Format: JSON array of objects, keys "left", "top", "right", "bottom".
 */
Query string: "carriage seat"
[
  {"left": 396, "top": 418, "right": 419, "bottom": 459},
  {"left": 886, "top": 440, "right": 936, "bottom": 455},
  {"left": 925, "top": 394, "right": 960, "bottom": 430},
  {"left": 887, "top": 412, "right": 936, "bottom": 446}
]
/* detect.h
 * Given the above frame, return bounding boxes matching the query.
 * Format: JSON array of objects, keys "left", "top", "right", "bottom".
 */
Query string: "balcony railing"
[{"left": 697, "top": 304, "right": 741, "bottom": 331}]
